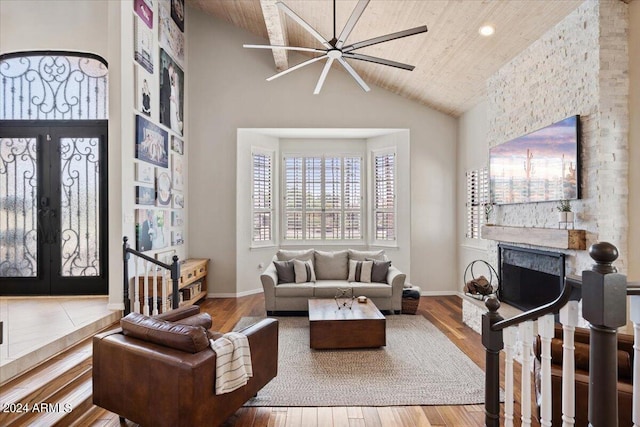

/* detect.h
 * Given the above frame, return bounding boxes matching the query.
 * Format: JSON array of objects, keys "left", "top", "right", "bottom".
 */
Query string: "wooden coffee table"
[{"left": 308, "top": 298, "right": 386, "bottom": 349}]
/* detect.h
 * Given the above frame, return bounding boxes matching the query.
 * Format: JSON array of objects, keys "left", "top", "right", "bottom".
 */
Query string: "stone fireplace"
[{"left": 498, "top": 245, "right": 565, "bottom": 311}]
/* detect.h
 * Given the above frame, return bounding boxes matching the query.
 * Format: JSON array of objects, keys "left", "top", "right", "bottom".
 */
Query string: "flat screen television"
[{"left": 490, "top": 115, "right": 580, "bottom": 205}]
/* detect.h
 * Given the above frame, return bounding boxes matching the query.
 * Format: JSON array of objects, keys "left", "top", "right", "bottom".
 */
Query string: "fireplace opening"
[{"left": 498, "top": 244, "right": 565, "bottom": 311}]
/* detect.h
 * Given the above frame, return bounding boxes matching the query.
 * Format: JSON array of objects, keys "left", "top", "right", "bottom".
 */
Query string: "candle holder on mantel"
[{"left": 334, "top": 288, "right": 354, "bottom": 310}]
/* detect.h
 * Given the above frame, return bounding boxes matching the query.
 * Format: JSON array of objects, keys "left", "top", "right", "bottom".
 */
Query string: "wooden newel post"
[
  {"left": 123, "top": 236, "right": 131, "bottom": 315},
  {"left": 170, "top": 255, "right": 181, "bottom": 310},
  {"left": 483, "top": 297, "right": 504, "bottom": 427},
  {"left": 581, "top": 242, "right": 627, "bottom": 427}
]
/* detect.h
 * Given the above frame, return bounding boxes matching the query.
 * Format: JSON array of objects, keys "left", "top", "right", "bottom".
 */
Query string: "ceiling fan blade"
[
  {"left": 276, "top": 2, "right": 332, "bottom": 49},
  {"left": 243, "top": 44, "right": 326, "bottom": 53},
  {"left": 337, "top": 57, "right": 370, "bottom": 92},
  {"left": 313, "top": 57, "right": 334, "bottom": 94},
  {"left": 343, "top": 52, "right": 415, "bottom": 71},
  {"left": 342, "top": 25, "right": 428, "bottom": 53},
  {"left": 335, "top": 0, "right": 370, "bottom": 49},
  {"left": 266, "top": 55, "right": 328, "bottom": 81}
]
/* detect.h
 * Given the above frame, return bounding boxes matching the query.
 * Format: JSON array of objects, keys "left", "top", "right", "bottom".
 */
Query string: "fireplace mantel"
[{"left": 481, "top": 225, "right": 586, "bottom": 250}]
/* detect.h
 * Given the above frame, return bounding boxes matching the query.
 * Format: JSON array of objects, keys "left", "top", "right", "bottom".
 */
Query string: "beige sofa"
[{"left": 260, "top": 249, "right": 406, "bottom": 314}]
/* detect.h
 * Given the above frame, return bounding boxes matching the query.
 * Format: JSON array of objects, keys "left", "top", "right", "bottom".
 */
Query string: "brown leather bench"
[
  {"left": 93, "top": 306, "right": 278, "bottom": 427},
  {"left": 535, "top": 325, "right": 633, "bottom": 426}
]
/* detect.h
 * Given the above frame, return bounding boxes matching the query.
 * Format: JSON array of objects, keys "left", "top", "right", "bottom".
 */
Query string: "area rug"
[{"left": 238, "top": 315, "right": 490, "bottom": 407}]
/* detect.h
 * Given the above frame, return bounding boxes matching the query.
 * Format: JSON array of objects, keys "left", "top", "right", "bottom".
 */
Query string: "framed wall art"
[
  {"left": 159, "top": 49, "right": 184, "bottom": 135},
  {"left": 135, "top": 162, "right": 155, "bottom": 184},
  {"left": 135, "top": 185, "right": 155, "bottom": 206},
  {"left": 134, "top": 0, "right": 153, "bottom": 29},
  {"left": 171, "top": 154, "right": 183, "bottom": 191},
  {"left": 134, "top": 17, "right": 153, "bottom": 73},
  {"left": 171, "top": 135, "right": 183, "bottom": 154},
  {"left": 135, "top": 65, "right": 153, "bottom": 117},
  {"left": 159, "top": 4, "right": 184, "bottom": 66},
  {"left": 136, "top": 115, "right": 168, "bottom": 168},
  {"left": 171, "top": 0, "right": 184, "bottom": 31},
  {"left": 171, "top": 230, "right": 184, "bottom": 246},
  {"left": 156, "top": 169, "right": 172, "bottom": 207},
  {"left": 172, "top": 192, "right": 184, "bottom": 209},
  {"left": 171, "top": 210, "right": 183, "bottom": 227},
  {"left": 135, "top": 209, "right": 168, "bottom": 251}
]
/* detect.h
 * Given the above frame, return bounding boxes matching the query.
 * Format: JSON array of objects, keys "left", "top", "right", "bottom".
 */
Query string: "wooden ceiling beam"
[{"left": 260, "top": 0, "right": 289, "bottom": 71}]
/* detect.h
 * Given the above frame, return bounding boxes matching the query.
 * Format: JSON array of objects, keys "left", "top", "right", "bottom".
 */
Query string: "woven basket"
[{"left": 402, "top": 297, "right": 420, "bottom": 314}]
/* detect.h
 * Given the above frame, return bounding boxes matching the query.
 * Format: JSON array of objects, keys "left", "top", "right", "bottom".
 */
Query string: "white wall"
[
  {"left": 0, "top": 0, "right": 108, "bottom": 57},
  {"left": 188, "top": 9, "right": 457, "bottom": 296},
  {"left": 457, "top": 101, "right": 490, "bottom": 291}
]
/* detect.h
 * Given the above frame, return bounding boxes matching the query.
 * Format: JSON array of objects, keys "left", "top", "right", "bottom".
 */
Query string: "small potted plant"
[
  {"left": 557, "top": 199, "right": 573, "bottom": 224},
  {"left": 484, "top": 203, "right": 494, "bottom": 225}
]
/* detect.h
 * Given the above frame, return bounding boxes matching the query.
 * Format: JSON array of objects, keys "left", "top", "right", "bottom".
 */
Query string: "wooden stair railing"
[
  {"left": 483, "top": 242, "right": 638, "bottom": 427},
  {"left": 122, "top": 236, "right": 180, "bottom": 315}
]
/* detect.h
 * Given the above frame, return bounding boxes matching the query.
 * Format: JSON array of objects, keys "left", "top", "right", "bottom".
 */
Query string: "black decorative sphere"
[{"left": 589, "top": 242, "right": 618, "bottom": 264}]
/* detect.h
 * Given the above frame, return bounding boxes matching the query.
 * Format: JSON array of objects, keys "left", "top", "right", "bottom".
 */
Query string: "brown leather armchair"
[
  {"left": 93, "top": 306, "right": 278, "bottom": 427},
  {"left": 535, "top": 325, "right": 633, "bottom": 427}
]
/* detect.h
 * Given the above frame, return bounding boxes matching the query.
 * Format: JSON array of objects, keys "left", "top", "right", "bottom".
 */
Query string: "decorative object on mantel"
[
  {"left": 481, "top": 225, "right": 586, "bottom": 250},
  {"left": 556, "top": 199, "right": 574, "bottom": 229},
  {"left": 334, "top": 287, "right": 354, "bottom": 310},
  {"left": 243, "top": 0, "right": 427, "bottom": 94},
  {"left": 484, "top": 203, "right": 495, "bottom": 225},
  {"left": 463, "top": 260, "right": 499, "bottom": 300}
]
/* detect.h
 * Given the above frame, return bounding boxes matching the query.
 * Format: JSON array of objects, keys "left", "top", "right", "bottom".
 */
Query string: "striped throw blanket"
[{"left": 210, "top": 332, "right": 253, "bottom": 394}]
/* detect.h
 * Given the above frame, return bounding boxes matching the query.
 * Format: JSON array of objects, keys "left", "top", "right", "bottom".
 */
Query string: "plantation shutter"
[
  {"left": 466, "top": 167, "right": 489, "bottom": 239},
  {"left": 252, "top": 151, "right": 274, "bottom": 243},
  {"left": 373, "top": 152, "right": 396, "bottom": 241}
]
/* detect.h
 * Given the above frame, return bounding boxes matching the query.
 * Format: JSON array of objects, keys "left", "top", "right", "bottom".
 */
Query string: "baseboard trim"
[
  {"left": 419, "top": 290, "right": 461, "bottom": 297},
  {"left": 207, "top": 288, "right": 264, "bottom": 298}
]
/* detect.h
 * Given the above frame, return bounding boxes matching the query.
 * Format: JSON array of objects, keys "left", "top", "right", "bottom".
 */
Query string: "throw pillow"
[
  {"left": 348, "top": 249, "right": 385, "bottom": 261},
  {"left": 347, "top": 259, "right": 373, "bottom": 283},
  {"left": 273, "top": 260, "right": 295, "bottom": 284},
  {"left": 293, "top": 259, "right": 316, "bottom": 283},
  {"left": 174, "top": 312, "right": 213, "bottom": 330},
  {"left": 314, "top": 250, "right": 349, "bottom": 280},
  {"left": 276, "top": 248, "right": 315, "bottom": 262},
  {"left": 367, "top": 259, "right": 392, "bottom": 283}
]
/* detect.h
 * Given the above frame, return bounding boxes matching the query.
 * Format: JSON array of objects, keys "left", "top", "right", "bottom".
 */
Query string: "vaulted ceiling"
[{"left": 188, "top": 0, "right": 584, "bottom": 117}]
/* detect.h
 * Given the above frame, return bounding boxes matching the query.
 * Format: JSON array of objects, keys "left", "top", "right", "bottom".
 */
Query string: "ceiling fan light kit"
[{"left": 244, "top": 0, "right": 428, "bottom": 94}]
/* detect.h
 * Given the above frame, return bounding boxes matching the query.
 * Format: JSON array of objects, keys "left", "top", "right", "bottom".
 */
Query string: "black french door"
[{"left": 0, "top": 122, "right": 108, "bottom": 295}]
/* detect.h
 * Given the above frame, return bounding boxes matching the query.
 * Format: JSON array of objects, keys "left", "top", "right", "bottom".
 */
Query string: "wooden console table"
[{"left": 136, "top": 258, "right": 209, "bottom": 313}]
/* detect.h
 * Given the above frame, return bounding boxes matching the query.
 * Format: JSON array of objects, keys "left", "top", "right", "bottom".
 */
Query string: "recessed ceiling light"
[{"left": 479, "top": 25, "right": 495, "bottom": 37}]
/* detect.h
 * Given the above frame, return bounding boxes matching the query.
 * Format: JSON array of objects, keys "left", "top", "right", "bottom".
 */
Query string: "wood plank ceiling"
[{"left": 187, "top": 0, "right": 584, "bottom": 117}]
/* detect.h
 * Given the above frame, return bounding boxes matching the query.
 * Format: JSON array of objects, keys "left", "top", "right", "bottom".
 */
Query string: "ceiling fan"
[{"left": 243, "top": 0, "right": 428, "bottom": 94}]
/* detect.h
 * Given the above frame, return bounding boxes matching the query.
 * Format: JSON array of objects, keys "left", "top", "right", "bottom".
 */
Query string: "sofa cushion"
[
  {"left": 294, "top": 259, "right": 316, "bottom": 283},
  {"left": 347, "top": 260, "right": 373, "bottom": 283},
  {"left": 351, "top": 283, "right": 393, "bottom": 298},
  {"left": 121, "top": 312, "right": 210, "bottom": 353},
  {"left": 274, "top": 283, "right": 315, "bottom": 297},
  {"left": 276, "top": 248, "right": 315, "bottom": 262},
  {"left": 273, "top": 260, "right": 295, "bottom": 284},
  {"left": 314, "top": 250, "right": 349, "bottom": 280},
  {"left": 348, "top": 249, "right": 385, "bottom": 261},
  {"left": 368, "top": 259, "right": 392, "bottom": 283},
  {"left": 313, "top": 280, "right": 353, "bottom": 298}
]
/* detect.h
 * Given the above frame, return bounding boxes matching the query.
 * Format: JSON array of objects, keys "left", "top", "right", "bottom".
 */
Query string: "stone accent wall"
[{"left": 486, "top": 0, "right": 629, "bottom": 275}]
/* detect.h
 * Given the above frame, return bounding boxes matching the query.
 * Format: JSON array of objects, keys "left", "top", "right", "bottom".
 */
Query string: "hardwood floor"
[{"left": 195, "top": 294, "right": 540, "bottom": 427}]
